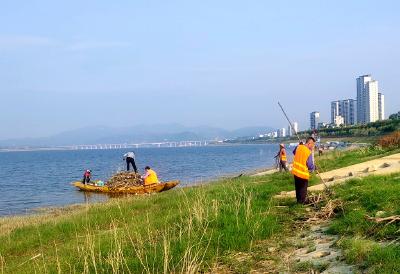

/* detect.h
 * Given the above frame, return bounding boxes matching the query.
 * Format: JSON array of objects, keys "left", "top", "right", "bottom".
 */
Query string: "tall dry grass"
[
  {"left": 0, "top": 170, "right": 329, "bottom": 273},
  {"left": 377, "top": 131, "right": 400, "bottom": 148}
]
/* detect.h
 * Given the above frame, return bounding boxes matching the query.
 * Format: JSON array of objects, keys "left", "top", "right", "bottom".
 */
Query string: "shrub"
[{"left": 377, "top": 131, "right": 400, "bottom": 148}]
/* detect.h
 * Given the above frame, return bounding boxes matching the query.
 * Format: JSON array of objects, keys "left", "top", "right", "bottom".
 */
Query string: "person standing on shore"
[
  {"left": 276, "top": 143, "right": 288, "bottom": 172},
  {"left": 123, "top": 151, "right": 138, "bottom": 173},
  {"left": 291, "top": 137, "right": 316, "bottom": 204}
]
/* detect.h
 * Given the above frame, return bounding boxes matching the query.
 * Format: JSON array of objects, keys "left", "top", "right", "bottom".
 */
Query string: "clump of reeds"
[
  {"left": 0, "top": 254, "right": 5, "bottom": 274},
  {"left": 377, "top": 131, "right": 400, "bottom": 148}
]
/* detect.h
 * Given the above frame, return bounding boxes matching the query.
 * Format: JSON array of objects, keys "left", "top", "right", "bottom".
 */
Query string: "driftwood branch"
[{"left": 366, "top": 215, "right": 400, "bottom": 225}]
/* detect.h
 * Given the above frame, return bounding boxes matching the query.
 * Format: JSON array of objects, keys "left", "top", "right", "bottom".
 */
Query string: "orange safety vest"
[
  {"left": 280, "top": 149, "right": 287, "bottom": 162},
  {"left": 291, "top": 144, "right": 312, "bottom": 180},
  {"left": 144, "top": 169, "right": 159, "bottom": 185}
]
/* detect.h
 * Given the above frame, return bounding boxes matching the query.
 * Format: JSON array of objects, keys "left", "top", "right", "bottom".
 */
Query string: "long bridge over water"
[{"left": 67, "top": 140, "right": 210, "bottom": 150}]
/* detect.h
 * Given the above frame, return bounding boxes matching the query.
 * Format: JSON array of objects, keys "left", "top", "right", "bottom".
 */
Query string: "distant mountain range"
[{"left": 0, "top": 124, "right": 275, "bottom": 147}]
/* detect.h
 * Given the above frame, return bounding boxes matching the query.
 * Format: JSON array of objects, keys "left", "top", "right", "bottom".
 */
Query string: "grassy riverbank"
[
  {"left": 329, "top": 174, "right": 400, "bottom": 273},
  {"left": 0, "top": 171, "right": 299, "bottom": 273},
  {"left": 0, "top": 146, "right": 399, "bottom": 273}
]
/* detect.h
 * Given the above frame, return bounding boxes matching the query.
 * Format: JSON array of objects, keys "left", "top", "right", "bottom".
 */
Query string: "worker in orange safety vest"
[
  {"left": 291, "top": 137, "right": 316, "bottom": 204},
  {"left": 275, "top": 143, "right": 288, "bottom": 172}
]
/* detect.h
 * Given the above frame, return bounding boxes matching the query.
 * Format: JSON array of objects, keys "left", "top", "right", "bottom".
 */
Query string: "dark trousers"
[
  {"left": 294, "top": 175, "right": 308, "bottom": 204},
  {"left": 82, "top": 176, "right": 90, "bottom": 184},
  {"left": 126, "top": 157, "right": 137, "bottom": 172},
  {"left": 279, "top": 160, "right": 288, "bottom": 172}
]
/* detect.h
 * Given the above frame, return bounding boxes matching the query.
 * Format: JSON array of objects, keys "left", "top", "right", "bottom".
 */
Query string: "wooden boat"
[{"left": 72, "top": 181, "right": 179, "bottom": 194}]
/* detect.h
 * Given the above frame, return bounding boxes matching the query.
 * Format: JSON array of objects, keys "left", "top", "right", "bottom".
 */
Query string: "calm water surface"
[{"left": 0, "top": 144, "right": 280, "bottom": 216}]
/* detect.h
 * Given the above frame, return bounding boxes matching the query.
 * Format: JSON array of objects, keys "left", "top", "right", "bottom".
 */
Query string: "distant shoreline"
[{"left": 0, "top": 142, "right": 280, "bottom": 153}]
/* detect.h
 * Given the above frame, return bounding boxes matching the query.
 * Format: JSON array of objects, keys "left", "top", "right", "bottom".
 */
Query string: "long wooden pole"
[
  {"left": 278, "top": 102, "right": 301, "bottom": 142},
  {"left": 277, "top": 102, "right": 330, "bottom": 191}
]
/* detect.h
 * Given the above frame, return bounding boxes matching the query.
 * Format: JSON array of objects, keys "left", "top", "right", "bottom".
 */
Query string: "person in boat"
[
  {"left": 292, "top": 137, "right": 316, "bottom": 204},
  {"left": 82, "top": 169, "right": 91, "bottom": 184},
  {"left": 141, "top": 166, "right": 159, "bottom": 185},
  {"left": 275, "top": 143, "right": 288, "bottom": 172},
  {"left": 123, "top": 151, "right": 138, "bottom": 173}
]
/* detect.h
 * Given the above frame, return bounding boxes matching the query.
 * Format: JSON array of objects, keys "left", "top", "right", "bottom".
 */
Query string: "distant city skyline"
[
  {"left": 306, "top": 74, "right": 386, "bottom": 130},
  {"left": 1, "top": 1, "right": 399, "bottom": 140}
]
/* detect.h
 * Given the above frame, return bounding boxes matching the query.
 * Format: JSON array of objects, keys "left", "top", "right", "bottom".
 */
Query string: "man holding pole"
[
  {"left": 291, "top": 137, "right": 316, "bottom": 204},
  {"left": 275, "top": 144, "right": 288, "bottom": 172}
]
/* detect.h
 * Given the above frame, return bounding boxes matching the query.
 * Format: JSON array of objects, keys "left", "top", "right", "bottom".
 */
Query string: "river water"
[{"left": 0, "top": 144, "right": 279, "bottom": 216}]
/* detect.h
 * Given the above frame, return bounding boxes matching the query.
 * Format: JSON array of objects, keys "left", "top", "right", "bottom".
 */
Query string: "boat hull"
[{"left": 72, "top": 181, "right": 179, "bottom": 194}]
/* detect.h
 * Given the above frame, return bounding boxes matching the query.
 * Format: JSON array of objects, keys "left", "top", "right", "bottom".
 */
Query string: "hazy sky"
[{"left": 1, "top": 0, "right": 399, "bottom": 139}]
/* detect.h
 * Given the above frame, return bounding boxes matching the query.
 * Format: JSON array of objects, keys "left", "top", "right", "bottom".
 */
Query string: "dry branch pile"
[
  {"left": 305, "top": 192, "right": 344, "bottom": 223},
  {"left": 306, "top": 193, "right": 325, "bottom": 207},
  {"left": 318, "top": 199, "right": 344, "bottom": 219},
  {"left": 106, "top": 172, "right": 143, "bottom": 188}
]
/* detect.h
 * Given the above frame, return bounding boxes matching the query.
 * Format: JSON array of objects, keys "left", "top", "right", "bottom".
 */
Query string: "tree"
[{"left": 389, "top": 111, "right": 400, "bottom": 120}]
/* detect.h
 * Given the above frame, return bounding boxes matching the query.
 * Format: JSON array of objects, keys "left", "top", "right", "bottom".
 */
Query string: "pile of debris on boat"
[{"left": 106, "top": 172, "right": 143, "bottom": 188}]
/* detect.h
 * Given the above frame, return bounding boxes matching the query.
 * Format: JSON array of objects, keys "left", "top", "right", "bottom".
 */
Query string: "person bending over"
[
  {"left": 123, "top": 151, "right": 138, "bottom": 173},
  {"left": 82, "top": 169, "right": 91, "bottom": 184}
]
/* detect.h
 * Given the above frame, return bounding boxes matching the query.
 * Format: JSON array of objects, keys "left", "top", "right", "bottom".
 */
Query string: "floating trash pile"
[{"left": 106, "top": 172, "right": 142, "bottom": 188}]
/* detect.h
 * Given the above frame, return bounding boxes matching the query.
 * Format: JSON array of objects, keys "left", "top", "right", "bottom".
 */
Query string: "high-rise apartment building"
[
  {"left": 278, "top": 128, "right": 286, "bottom": 138},
  {"left": 343, "top": 99, "right": 357, "bottom": 125},
  {"left": 366, "top": 80, "right": 379, "bottom": 122},
  {"left": 357, "top": 75, "right": 372, "bottom": 124},
  {"left": 288, "top": 122, "right": 298, "bottom": 137},
  {"left": 331, "top": 101, "right": 340, "bottom": 124},
  {"left": 310, "top": 112, "right": 320, "bottom": 130},
  {"left": 356, "top": 75, "right": 384, "bottom": 124},
  {"left": 378, "top": 93, "right": 385, "bottom": 120},
  {"left": 331, "top": 99, "right": 357, "bottom": 126}
]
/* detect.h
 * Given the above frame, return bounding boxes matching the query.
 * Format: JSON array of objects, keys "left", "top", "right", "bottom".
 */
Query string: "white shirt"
[{"left": 123, "top": 152, "right": 135, "bottom": 159}]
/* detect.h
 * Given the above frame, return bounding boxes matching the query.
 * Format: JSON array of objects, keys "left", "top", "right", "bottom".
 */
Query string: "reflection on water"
[
  {"left": 0, "top": 144, "right": 278, "bottom": 216},
  {"left": 81, "top": 191, "right": 107, "bottom": 204}
]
